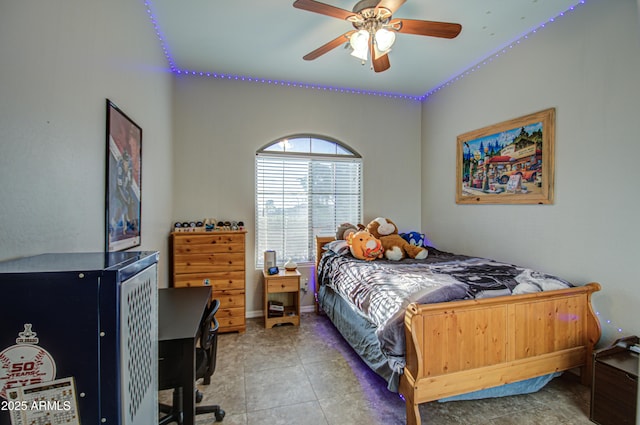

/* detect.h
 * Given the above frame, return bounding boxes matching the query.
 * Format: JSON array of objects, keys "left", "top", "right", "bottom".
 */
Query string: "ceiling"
[{"left": 148, "top": 0, "right": 583, "bottom": 98}]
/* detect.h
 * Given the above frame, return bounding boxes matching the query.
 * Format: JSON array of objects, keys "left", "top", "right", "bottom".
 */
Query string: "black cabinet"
[
  {"left": 0, "top": 251, "right": 159, "bottom": 425},
  {"left": 590, "top": 336, "right": 638, "bottom": 425}
]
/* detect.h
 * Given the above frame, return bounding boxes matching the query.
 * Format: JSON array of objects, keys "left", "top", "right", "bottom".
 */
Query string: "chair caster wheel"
[
  {"left": 215, "top": 409, "right": 225, "bottom": 422},
  {"left": 195, "top": 389, "right": 203, "bottom": 404}
]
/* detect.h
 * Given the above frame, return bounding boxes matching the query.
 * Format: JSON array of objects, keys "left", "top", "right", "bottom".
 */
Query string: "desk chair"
[{"left": 159, "top": 299, "right": 225, "bottom": 424}]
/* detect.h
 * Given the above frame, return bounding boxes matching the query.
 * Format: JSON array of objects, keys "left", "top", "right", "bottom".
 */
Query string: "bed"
[{"left": 314, "top": 236, "right": 601, "bottom": 425}]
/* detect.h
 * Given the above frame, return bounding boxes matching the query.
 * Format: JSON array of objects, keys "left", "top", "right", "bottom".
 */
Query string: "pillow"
[
  {"left": 323, "top": 240, "right": 350, "bottom": 256},
  {"left": 512, "top": 269, "right": 572, "bottom": 295}
]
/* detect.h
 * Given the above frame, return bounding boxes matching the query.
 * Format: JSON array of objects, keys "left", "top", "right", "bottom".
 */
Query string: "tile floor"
[{"left": 159, "top": 313, "right": 594, "bottom": 425}]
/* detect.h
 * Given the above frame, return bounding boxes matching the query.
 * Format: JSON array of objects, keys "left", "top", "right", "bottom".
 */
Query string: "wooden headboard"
[{"left": 315, "top": 235, "right": 336, "bottom": 271}]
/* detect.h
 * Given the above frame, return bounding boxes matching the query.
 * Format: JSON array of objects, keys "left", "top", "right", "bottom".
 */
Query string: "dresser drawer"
[
  {"left": 173, "top": 241, "right": 244, "bottom": 255},
  {"left": 216, "top": 310, "right": 246, "bottom": 330},
  {"left": 214, "top": 290, "right": 245, "bottom": 309},
  {"left": 173, "top": 253, "right": 245, "bottom": 273},
  {"left": 173, "top": 271, "right": 245, "bottom": 291},
  {"left": 173, "top": 233, "right": 245, "bottom": 250},
  {"left": 217, "top": 307, "right": 245, "bottom": 330}
]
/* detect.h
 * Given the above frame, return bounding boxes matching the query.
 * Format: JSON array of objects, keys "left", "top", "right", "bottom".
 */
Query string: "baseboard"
[{"left": 301, "top": 305, "right": 315, "bottom": 313}]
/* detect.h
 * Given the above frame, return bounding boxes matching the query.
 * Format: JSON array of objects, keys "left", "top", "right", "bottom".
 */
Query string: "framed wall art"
[
  {"left": 456, "top": 108, "right": 555, "bottom": 205},
  {"left": 105, "top": 99, "right": 142, "bottom": 251}
]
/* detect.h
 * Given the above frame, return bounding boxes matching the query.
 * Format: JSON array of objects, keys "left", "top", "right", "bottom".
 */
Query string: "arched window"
[{"left": 255, "top": 135, "right": 362, "bottom": 267}]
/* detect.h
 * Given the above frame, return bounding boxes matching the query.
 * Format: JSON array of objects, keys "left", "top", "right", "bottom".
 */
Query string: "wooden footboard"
[{"left": 399, "top": 282, "right": 601, "bottom": 425}]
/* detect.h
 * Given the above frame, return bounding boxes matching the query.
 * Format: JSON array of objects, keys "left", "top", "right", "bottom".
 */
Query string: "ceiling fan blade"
[
  {"left": 376, "top": 0, "right": 406, "bottom": 14},
  {"left": 293, "top": 0, "right": 354, "bottom": 20},
  {"left": 397, "top": 19, "right": 462, "bottom": 39},
  {"left": 370, "top": 40, "right": 391, "bottom": 73},
  {"left": 372, "top": 53, "right": 390, "bottom": 73},
  {"left": 303, "top": 31, "right": 355, "bottom": 60}
]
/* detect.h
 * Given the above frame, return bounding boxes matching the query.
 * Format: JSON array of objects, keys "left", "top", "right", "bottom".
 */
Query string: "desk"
[{"left": 158, "top": 287, "right": 211, "bottom": 425}]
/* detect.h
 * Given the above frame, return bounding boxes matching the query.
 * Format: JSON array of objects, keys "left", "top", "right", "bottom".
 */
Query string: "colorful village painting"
[{"left": 456, "top": 108, "right": 555, "bottom": 204}]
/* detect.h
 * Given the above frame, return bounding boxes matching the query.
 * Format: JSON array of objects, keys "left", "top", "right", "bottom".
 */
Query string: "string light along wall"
[
  {"left": 142, "top": 1, "right": 420, "bottom": 101},
  {"left": 596, "top": 311, "right": 625, "bottom": 336},
  {"left": 143, "top": 0, "right": 588, "bottom": 102}
]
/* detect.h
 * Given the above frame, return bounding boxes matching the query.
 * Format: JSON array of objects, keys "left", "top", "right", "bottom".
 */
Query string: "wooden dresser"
[{"left": 170, "top": 230, "right": 246, "bottom": 333}]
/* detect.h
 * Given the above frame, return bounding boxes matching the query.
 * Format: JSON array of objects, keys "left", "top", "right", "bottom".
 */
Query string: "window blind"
[{"left": 256, "top": 154, "right": 362, "bottom": 268}]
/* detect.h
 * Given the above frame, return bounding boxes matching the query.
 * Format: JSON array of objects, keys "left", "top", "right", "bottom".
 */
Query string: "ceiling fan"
[{"left": 293, "top": 0, "right": 462, "bottom": 73}]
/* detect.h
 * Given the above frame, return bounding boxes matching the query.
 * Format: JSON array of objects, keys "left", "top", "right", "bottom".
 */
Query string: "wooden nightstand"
[
  {"left": 591, "top": 336, "right": 639, "bottom": 425},
  {"left": 263, "top": 269, "right": 300, "bottom": 329}
]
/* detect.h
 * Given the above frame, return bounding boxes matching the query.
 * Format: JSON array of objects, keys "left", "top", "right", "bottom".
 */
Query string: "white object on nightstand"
[{"left": 284, "top": 258, "right": 297, "bottom": 271}]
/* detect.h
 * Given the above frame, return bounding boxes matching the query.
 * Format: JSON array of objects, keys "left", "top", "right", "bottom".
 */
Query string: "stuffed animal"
[
  {"left": 400, "top": 231, "right": 426, "bottom": 247},
  {"left": 335, "top": 222, "right": 364, "bottom": 240},
  {"left": 367, "top": 217, "right": 428, "bottom": 261},
  {"left": 346, "top": 230, "right": 384, "bottom": 261}
]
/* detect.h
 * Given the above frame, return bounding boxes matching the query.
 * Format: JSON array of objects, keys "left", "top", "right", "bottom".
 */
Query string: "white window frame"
[{"left": 255, "top": 134, "right": 362, "bottom": 268}]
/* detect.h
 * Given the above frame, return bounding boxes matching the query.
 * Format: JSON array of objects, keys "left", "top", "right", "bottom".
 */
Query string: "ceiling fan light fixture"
[
  {"left": 349, "top": 29, "right": 370, "bottom": 61},
  {"left": 374, "top": 28, "right": 395, "bottom": 53},
  {"left": 295, "top": 0, "right": 462, "bottom": 73},
  {"left": 350, "top": 46, "right": 369, "bottom": 62},
  {"left": 350, "top": 29, "right": 369, "bottom": 51}
]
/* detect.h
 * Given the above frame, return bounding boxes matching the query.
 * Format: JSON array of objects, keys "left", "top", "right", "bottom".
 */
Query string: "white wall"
[
  {"left": 0, "top": 0, "right": 174, "bottom": 286},
  {"left": 421, "top": 0, "right": 640, "bottom": 344},
  {"left": 172, "top": 77, "right": 422, "bottom": 314}
]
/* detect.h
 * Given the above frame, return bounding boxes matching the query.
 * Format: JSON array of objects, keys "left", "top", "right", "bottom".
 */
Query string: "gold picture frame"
[{"left": 456, "top": 108, "right": 555, "bottom": 205}]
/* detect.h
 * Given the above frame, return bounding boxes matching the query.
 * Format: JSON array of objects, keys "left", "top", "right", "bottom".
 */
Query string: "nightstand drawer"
[{"left": 267, "top": 278, "right": 299, "bottom": 293}]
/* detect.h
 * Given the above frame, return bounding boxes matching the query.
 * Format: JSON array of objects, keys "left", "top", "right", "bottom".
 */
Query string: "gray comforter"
[{"left": 317, "top": 241, "right": 573, "bottom": 359}]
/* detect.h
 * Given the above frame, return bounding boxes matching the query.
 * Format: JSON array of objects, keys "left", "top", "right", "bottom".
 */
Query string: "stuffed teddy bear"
[
  {"left": 367, "top": 217, "right": 428, "bottom": 261},
  {"left": 335, "top": 222, "right": 364, "bottom": 240},
  {"left": 346, "top": 230, "right": 384, "bottom": 261}
]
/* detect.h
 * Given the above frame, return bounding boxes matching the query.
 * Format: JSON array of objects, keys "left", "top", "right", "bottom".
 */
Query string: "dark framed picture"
[
  {"left": 456, "top": 108, "right": 555, "bottom": 205},
  {"left": 105, "top": 99, "right": 142, "bottom": 251}
]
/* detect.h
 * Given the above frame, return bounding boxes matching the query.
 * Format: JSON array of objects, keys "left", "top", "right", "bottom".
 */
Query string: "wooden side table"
[
  {"left": 591, "top": 336, "right": 639, "bottom": 425},
  {"left": 263, "top": 269, "right": 300, "bottom": 328}
]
